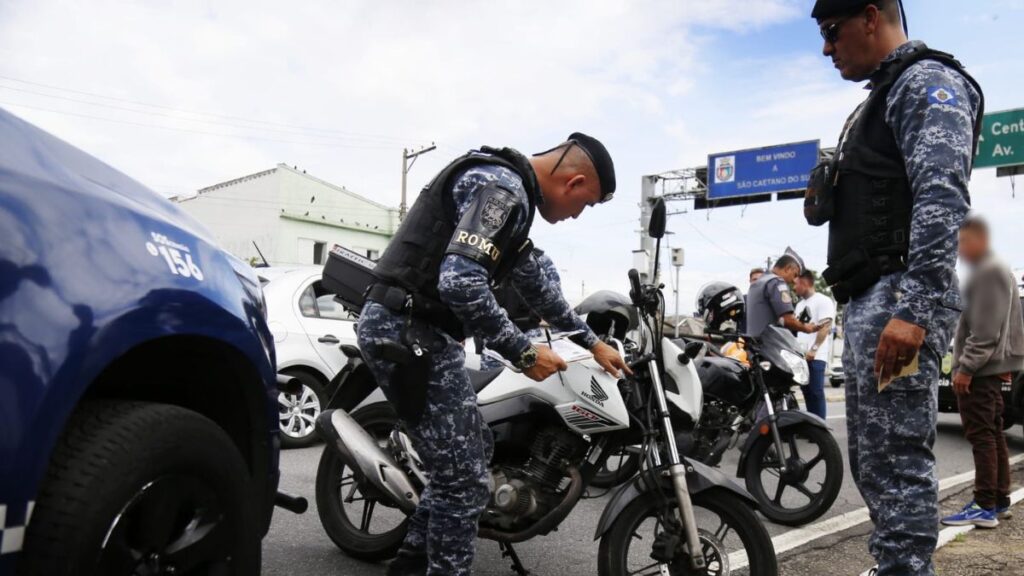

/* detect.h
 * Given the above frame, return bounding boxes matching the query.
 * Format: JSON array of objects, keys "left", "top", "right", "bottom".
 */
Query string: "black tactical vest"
[
  {"left": 373, "top": 147, "right": 539, "bottom": 307},
  {"left": 824, "top": 44, "right": 983, "bottom": 301}
]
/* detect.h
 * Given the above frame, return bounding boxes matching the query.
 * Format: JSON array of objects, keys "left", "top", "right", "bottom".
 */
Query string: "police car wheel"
[
  {"left": 315, "top": 403, "right": 409, "bottom": 561},
  {"left": 278, "top": 370, "right": 326, "bottom": 449},
  {"left": 19, "top": 401, "right": 260, "bottom": 576}
]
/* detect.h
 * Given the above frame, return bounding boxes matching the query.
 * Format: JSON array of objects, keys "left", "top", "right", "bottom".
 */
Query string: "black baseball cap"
[
  {"left": 568, "top": 132, "right": 616, "bottom": 201},
  {"left": 811, "top": 0, "right": 872, "bottom": 19}
]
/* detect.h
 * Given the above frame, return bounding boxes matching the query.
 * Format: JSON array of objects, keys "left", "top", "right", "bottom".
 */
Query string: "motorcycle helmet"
[{"left": 695, "top": 282, "right": 745, "bottom": 332}]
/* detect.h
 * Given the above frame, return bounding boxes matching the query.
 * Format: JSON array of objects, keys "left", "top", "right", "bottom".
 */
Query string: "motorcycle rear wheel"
[{"left": 598, "top": 489, "right": 777, "bottom": 576}]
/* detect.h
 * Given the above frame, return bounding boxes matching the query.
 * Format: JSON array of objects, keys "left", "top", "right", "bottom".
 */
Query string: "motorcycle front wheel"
[
  {"left": 315, "top": 403, "right": 409, "bottom": 560},
  {"left": 598, "top": 489, "right": 777, "bottom": 576},
  {"left": 743, "top": 422, "right": 843, "bottom": 526}
]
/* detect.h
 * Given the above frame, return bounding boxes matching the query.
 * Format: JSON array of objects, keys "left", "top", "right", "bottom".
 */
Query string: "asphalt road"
[{"left": 262, "top": 400, "right": 1024, "bottom": 576}]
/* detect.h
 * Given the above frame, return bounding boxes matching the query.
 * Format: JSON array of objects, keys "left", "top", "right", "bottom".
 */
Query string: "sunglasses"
[
  {"left": 819, "top": 18, "right": 849, "bottom": 45},
  {"left": 547, "top": 140, "right": 613, "bottom": 204}
]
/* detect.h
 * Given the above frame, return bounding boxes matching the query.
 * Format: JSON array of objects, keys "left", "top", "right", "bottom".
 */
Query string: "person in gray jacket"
[{"left": 943, "top": 215, "right": 1024, "bottom": 528}]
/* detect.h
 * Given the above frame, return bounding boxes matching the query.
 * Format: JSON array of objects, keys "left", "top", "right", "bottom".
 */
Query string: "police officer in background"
[
  {"left": 805, "top": 1, "right": 983, "bottom": 574},
  {"left": 745, "top": 249, "right": 821, "bottom": 338},
  {"left": 358, "top": 134, "right": 630, "bottom": 576}
]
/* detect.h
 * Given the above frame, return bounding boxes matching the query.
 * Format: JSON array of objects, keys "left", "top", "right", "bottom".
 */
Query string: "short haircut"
[
  {"left": 872, "top": 0, "right": 902, "bottom": 24},
  {"left": 798, "top": 270, "right": 816, "bottom": 283},
  {"left": 774, "top": 255, "right": 802, "bottom": 272},
  {"left": 960, "top": 214, "right": 989, "bottom": 236},
  {"left": 749, "top": 267, "right": 765, "bottom": 277}
]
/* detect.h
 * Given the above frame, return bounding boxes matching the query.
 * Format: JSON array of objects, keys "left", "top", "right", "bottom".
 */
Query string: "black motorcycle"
[{"left": 591, "top": 321, "right": 844, "bottom": 527}]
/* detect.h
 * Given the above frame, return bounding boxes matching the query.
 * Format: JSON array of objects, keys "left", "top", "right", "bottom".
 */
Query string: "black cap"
[
  {"left": 568, "top": 132, "right": 616, "bottom": 200},
  {"left": 811, "top": 0, "right": 871, "bottom": 19}
]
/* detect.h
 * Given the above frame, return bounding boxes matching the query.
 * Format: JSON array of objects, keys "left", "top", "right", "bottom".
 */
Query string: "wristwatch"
[
  {"left": 516, "top": 345, "right": 539, "bottom": 370},
  {"left": 811, "top": 344, "right": 820, "bottom": 353}
]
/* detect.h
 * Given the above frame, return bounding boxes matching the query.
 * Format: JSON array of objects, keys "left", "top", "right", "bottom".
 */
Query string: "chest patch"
[{"left": 481, "top": 196, "right": 511, "bottom": 230}]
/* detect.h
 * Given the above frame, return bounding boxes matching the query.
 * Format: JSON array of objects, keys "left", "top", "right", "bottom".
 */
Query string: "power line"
[
  {"left": 0, "top": 100, "right": 401, "bottom": 149},
  {"left": 0, "top": 73, "right": 437, "bottom": 145},
  {"left": 0, "top": 83, "right": 435, "bottom": 146},
  {"left": 679, "top": 217, "right": 757, "bottom": 268}
]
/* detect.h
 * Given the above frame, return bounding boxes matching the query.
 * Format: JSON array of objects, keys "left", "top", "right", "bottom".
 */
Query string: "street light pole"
[{"left": 400, "top": 143, "right": 436, "bottom": 220}]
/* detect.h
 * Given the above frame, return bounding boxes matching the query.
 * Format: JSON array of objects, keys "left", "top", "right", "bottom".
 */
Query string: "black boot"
[{"left": 386, "top": 548, "right": 428, "bottom": 576}]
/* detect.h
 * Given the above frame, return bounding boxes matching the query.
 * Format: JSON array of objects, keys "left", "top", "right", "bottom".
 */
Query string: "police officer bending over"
[
  {"left": 745, "top": 250, "right": 821, "bottom": 338},
  {"left": 357, "top": 133, "right": 630, "bottom": 576},
  {"left": 805, "top": 1, "right": 983, "bottom": 574}
]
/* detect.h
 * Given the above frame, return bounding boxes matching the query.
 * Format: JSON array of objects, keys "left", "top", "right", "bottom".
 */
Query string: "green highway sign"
[{"left": 975, "top": 108, "right": 1024, "bottom": 169}]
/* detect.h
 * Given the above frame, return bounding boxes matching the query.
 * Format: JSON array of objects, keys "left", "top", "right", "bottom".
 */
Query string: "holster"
[{"left": 372, "top": 323, "right": 446, "bottom": 425}]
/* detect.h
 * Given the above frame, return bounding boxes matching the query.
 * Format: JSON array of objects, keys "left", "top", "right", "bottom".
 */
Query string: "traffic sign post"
[{"left": 975, "top": 108, "right": 1024, "bottom": 171}]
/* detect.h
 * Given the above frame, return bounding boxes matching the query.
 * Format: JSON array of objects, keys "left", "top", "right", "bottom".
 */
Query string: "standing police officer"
[
  {"left": 357, "top": 134, "right": 630, "bottom": 576},
  {"left": 805, "top": 1, "right": 983, "bottom": 574}
]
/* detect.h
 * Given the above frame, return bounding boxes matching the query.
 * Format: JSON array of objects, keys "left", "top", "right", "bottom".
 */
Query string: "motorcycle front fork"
[
  {"left": 752, "top": 364, "right": 789, "bottom": 473},
  {"left": 647, "top": 362, "right": 706, "bottom": 571}
]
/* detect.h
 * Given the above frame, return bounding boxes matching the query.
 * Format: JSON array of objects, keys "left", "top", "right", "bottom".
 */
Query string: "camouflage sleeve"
[
  {"left": 510, "top": 250, "right": 600, "bottom": 349},
  {"left": 437, "top": 165, "right": 532, "bottom": 361},
  {"left": 886, "top": 62, "right": 977, "bottom": 328}
]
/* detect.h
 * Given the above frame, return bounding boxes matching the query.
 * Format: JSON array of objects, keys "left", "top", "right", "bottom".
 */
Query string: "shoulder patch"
[
  {"left": 927, "top": 86, "right": 958, "bottom": 106},
  {"left": 781, "top": 290, "right": 793, "bottom": 304},
  {"left": 481, "top": 195, "right": 511, "bottom": 230}
]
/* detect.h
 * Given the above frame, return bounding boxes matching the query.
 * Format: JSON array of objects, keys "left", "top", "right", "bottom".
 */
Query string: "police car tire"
[
  {"left": 279, "top": 370, "right": 327, "bottom": 449},
  {"left": 19, "top": 401, "right": 260, "bottom": 576},
  {"left": 315, "top": 402, "right": 408, "bottom": 561}
]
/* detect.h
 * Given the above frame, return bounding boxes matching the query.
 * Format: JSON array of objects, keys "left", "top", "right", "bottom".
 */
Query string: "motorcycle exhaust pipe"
[{"left": 315, "top": 409, "right": 420, "bottom": 514}]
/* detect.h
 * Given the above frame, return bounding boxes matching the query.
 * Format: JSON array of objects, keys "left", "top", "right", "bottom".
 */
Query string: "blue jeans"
[{"left": 802, "top": 359, "right": 827, "bottom": 420}]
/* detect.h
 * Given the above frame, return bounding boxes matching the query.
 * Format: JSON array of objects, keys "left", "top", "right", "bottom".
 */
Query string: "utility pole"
[{"left": 400, "top": 143, "right": 437, "bottom": 220}]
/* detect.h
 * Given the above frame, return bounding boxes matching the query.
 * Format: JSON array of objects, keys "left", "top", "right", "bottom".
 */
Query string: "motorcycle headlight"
[{"left": 780, "top": 350, "right": 810, "bottom": 386}]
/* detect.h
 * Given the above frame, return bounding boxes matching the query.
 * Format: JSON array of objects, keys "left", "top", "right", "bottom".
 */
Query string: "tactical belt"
[
  {"left": 823, "top": 250, "right": 907, "bottom": 304},
  {"left": 365, "top": 283, "right": 465, "bottom": 341}
]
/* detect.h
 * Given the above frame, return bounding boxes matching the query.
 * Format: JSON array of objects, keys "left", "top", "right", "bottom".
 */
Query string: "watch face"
[{"left": 521, "top": 347, "right": 538, "bottom": 368}]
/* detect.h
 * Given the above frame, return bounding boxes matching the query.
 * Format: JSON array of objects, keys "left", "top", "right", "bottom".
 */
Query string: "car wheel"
[
  {"left": 20, "top": 401, "right": 260, "bottom": 576},
  {"left": 279, "top": 370, "right": 327, "bottom": 449},
  {"left": 829, "top": 377, "right": 843, "bottom": 389}
]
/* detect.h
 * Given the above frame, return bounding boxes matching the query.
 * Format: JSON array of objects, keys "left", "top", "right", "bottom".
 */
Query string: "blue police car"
[{"left": 0, "top": 108, "right": 281, "bottom": 575}]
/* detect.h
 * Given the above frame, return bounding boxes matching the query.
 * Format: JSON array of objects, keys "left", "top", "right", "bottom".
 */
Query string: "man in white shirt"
[{"left": 794, "top": 270, "right": 836, "bottom": 419}]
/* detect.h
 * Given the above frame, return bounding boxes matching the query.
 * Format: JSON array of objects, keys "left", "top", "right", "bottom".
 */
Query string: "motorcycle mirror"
[{"left": 648, "top": 198, "right": 667, "bottom": 239}]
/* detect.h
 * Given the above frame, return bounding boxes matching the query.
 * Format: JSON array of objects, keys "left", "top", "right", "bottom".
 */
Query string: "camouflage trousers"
[
  {"left": 843, "top": 274, "right": 960, "bottom": 576},
  {"left": 357, "top": 301, "right": 494, "bottom": 576}
]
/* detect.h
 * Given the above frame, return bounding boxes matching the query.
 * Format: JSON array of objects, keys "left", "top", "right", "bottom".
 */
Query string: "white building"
[{"left": 175, "top": 163, "right": 398, "bottom": 266}]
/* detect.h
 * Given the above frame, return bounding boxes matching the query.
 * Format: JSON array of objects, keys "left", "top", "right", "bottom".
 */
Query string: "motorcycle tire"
[
  {"left": 316, "top": 403, "right": 409, "bottom": 561},
  {"left": 590, "top": 446, "right": 642, "bottom": 489},
  {"left": 743, "top": 422, "right": 842, "bottom": 527},
  {"left": 598, "top": 488, "right": 778, "bottom": 576}
]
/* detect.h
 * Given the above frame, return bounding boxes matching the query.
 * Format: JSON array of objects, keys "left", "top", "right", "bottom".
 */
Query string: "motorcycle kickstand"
[{"left": 498, "top": 541, "right": 530, "bottom": 576}]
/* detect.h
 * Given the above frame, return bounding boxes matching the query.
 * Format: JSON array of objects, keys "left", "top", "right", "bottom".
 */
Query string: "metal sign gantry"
[{"left": 636, "top": 147, "right": 836, "bottom": 282}]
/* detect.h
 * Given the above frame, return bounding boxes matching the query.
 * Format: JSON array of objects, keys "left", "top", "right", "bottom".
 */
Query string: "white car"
[{"left": 258, "top": 267, "right": 357, "bottom": 448}]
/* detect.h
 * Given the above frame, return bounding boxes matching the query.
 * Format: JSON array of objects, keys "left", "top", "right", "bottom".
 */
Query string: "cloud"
[{"left": 3, "top": 0, "right": 1021, "bottom": 314}]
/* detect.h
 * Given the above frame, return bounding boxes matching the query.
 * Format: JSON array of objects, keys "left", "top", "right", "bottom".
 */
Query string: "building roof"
[{"left": 178, "top": 163, "right": 396, "bottom": 213}]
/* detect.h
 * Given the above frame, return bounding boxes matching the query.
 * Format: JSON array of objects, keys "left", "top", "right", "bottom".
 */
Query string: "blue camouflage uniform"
[
  {"left": 841, "top": 40, "right": 980, "bottom": 576},
  {"left": 479, "top": 249, "right": 564, "bottom": 370},
  {"left": 357, "top": 163, "right": 598, "bottom": 576}
]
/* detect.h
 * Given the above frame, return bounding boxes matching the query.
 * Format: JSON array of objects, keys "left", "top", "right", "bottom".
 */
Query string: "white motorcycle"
[{"left": 314, "top": 199, "right": 778, "bottom": 575}]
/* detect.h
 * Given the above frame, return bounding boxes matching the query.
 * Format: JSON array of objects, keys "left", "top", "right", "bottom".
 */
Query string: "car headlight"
[{"left": 780, "top": 349, "right": 810, "bottom": 386}]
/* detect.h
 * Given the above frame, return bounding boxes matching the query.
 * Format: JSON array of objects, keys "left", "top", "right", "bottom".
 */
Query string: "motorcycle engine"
[
  {"left": 692, "top": 399, "right": 741, "bottom": 465},
  {"left": 483, "top": 427, "right": 587, "bottom": 531}
]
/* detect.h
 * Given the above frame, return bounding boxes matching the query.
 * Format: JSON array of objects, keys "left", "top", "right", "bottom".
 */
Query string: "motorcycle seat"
[{"left": 467, "top": 367, "right": 504, "bottom": 393}]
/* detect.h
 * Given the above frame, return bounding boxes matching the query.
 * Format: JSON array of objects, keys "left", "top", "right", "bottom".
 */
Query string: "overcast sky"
[{"left": 2, "top": 0, "right": 1022, "bottom": 313}]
